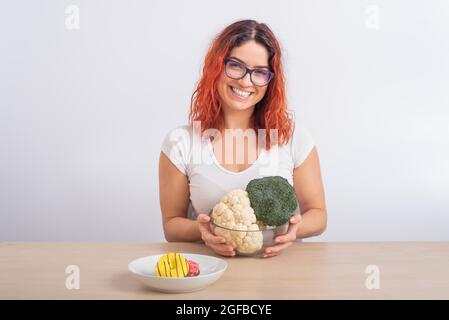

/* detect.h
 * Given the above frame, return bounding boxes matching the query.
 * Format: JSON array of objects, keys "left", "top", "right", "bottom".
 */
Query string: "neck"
[{"left": 221, "top": 106, "right": 255, "bottom": 132}]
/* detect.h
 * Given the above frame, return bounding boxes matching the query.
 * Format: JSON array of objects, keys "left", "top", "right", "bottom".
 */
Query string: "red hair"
[{"left": 189, "top": 20, "right": 293, "bottom": 150}]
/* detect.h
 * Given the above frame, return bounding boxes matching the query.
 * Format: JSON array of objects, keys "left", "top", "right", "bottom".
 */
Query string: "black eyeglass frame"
[{"left": 224, "top": 58, "right": 274, "bottom": 87}]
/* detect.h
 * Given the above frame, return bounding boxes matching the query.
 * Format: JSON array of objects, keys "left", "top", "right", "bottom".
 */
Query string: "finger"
[
  {"left": 275, "top": 231, "right": 296, "bottom": 244},
  {"left": 197, "top": 213, "right": 210, "bottom": 224},
  {"left": 264, "top": 241, "right": 292, "bottom": 255},
  {"left": 208, "top": 244, "right": 236, "bottom": 256},
  {"left": 197, "top": 216, "right": 211, "bottom": 233},
  {"left": 197, "top": 215, "right": 214, "bottom": 234},
  {"left": 215, "top": 250, "right": 236, "bottom": 257},
  {"left": 209, "top": 242, "right": 234, "bottom": 252},
  {"left": 262, "top": 248, "right": 280, "bottom": 258},
  {"left": 290, "top": 213, "right": 302, "bottom": 224},
  {"left": 262, "top": 252, "right": 278, "bottom": 258},
  {"left": 275, "top": 223, "right": 300, "bottom": 244},
  {"left": 202, "top": 235, "right": 230, "bottom": 252},
  {"left": 202, "top": 231, "right": 227, "bottom": 245}
]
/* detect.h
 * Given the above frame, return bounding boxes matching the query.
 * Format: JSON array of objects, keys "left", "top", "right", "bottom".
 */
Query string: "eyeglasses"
[{"left": 224, "top": 58, "right": 274, "bottom": 87}]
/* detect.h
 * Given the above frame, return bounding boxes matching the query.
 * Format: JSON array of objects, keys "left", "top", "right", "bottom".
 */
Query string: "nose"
[{"left": 239, "top": 72, "right": 253, "bottom": 88}]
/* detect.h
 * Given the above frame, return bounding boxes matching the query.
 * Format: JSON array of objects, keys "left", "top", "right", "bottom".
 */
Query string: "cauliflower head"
[{"left": 211, "top": 189, "right": 263, "bottom": 254}]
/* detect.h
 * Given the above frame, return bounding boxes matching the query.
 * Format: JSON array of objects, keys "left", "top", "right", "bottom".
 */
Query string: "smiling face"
[{"left": 217, "top": 40, "right": 271, "bottom": 115}]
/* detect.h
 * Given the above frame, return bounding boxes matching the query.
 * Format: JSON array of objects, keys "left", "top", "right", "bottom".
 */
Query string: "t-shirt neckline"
[{"left": 206, "top": 138, "right": 266, "bottom": 175}]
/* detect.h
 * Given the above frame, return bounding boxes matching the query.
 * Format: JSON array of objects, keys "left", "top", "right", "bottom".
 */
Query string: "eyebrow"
[{"left": 228, "top": 56, "right": 270, "bottom": 69}]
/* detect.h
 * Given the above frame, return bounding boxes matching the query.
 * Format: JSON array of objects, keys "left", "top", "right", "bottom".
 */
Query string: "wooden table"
[{"left": 1, "top": 242, "right": 448, "bottom": 299}]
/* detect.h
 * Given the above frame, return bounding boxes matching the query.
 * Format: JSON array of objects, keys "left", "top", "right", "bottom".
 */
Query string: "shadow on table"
[
  {"left": 109, "top": 272, "right": 154, "bottom": 295},
  {"left": 109, "top": 272, "right": 186, "bottom": 296}
]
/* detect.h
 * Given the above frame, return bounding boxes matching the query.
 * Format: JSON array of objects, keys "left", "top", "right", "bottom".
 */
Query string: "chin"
[
  {"left": 227, "top": 100, "right": 253, "bottom": 111},
  {"left": 223, "top": 91, "right": 257, "bottom": 112}
]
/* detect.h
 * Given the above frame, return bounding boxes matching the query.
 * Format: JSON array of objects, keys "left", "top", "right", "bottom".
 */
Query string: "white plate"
[{"left": 128, "top": 253, "right": 228, "bottom": 293}]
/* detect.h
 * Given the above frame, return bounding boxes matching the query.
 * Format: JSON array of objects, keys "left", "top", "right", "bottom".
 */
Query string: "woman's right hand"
[{"left": 197, "top": 213, "right": 235, "bottom": 257}]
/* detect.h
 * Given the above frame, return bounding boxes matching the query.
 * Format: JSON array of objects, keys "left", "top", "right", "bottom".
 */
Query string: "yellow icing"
[{"left": 154, "top": 252, "right": 189, "bottom": 277}]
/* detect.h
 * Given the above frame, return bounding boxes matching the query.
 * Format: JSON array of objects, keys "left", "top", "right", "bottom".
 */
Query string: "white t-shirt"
[{"left": 160, "top": 111, "right": 315, "bottom": 220}]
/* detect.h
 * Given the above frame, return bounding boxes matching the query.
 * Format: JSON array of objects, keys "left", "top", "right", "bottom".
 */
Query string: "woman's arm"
[
  {"left": 159, "top": 151, "right": 201, "bottom": 242},
  {"left": 262, "top": 146, "right": 327, "bottom": 257},
  {"left": 293, "top": 146, "right": 327, "bottom": 238},
  {"left": 159, "top": 152, "right": 236, "bottom": 255}
]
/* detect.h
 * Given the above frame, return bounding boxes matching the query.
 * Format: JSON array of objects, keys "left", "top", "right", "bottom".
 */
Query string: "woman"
[{"left": 159, "top": 20, "right": 327, "bottom": 258}]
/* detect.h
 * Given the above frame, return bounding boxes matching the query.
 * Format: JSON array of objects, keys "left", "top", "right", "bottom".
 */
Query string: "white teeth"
[{"left": 231, "top": 86, "right": 252, "bottom": 98}]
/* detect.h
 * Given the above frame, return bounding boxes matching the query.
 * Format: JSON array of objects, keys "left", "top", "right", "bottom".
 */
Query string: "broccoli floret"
[{"left": 245, "top": 176, "right": 298, "bottom": 227}]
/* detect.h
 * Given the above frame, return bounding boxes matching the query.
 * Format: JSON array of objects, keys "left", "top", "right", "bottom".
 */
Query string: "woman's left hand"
[{"left": 263, "top": 214, "right": 302, "bottom": 258}]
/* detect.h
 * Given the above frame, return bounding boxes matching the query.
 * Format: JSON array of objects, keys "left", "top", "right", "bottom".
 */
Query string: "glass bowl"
[{"left": 209, "top": 221, "right": 289, "bottom": 256}]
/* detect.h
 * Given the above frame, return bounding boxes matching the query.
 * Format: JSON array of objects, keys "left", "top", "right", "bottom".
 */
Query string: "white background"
[{"left": 1, "top": 0, "right": 448, "bottom": 241}]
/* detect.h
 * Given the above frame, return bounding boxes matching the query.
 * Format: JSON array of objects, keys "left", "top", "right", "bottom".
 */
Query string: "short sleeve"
[
  {"left": 161, "top": 126, "right": 192, "bottom": 175},
  {"left": 291, "top": 122, "right": 315, "bottom": 168}
]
